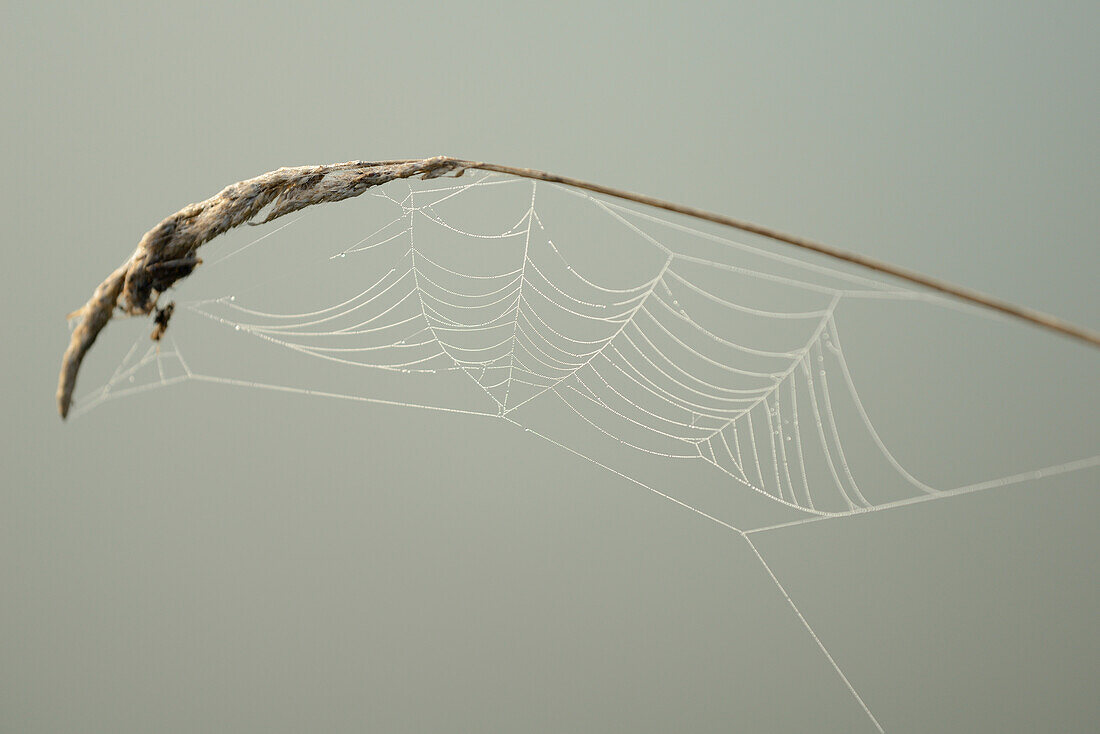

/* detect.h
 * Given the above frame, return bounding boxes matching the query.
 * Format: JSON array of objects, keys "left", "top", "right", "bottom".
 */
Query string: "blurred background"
[{"left": 2, "top": 2, "right": 1097, "bottom": 732}]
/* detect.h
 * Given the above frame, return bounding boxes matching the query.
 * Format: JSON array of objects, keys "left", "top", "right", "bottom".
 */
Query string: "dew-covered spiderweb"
[{"left": 69, "top": 171, "right": 1100, "bottom": 731}]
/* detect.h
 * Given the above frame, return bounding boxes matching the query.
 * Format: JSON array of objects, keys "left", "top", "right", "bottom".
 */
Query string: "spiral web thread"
[{"left": 71, "top": 171, "right": 1099, "bottom": 732}]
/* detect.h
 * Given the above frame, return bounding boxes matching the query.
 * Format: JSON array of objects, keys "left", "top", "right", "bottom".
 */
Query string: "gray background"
[{"left": 2, "top": 2, "right": 1098, "bottom": 732}]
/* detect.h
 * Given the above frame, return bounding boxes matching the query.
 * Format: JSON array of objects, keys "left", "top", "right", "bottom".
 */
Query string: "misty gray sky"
[{"left": 2, "top": 3, "right": 1098, "bottom": 732}]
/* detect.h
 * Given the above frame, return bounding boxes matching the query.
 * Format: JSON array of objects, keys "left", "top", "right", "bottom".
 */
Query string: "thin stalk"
[{"left": 58, "top": 155, "right": 1099, "bottom": 419}]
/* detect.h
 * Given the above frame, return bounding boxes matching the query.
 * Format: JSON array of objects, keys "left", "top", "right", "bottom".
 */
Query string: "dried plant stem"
[
  {"left": 57, "top": 155, "right": 1100, "bottom": 418},
  {"left": 471, "top": 161, "right": 1100, "bottom": 349}
]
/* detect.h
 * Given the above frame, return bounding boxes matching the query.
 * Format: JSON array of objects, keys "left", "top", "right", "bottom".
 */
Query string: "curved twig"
[{"left": 57, "top": 155, "right": 1100, "bottom": 418}]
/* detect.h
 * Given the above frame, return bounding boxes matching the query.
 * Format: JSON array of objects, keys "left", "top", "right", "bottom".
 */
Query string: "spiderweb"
[{"left": 69, "top": 171, "right": 1099, "bottom": 731}]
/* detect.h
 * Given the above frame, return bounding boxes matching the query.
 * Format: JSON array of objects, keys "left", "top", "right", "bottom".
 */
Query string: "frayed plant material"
[
  {"left": 57, "top": 157, "right": 466, "bottom": 417},
  {"left": 150, "top": 302, "right": 174, "bottom": 342}
]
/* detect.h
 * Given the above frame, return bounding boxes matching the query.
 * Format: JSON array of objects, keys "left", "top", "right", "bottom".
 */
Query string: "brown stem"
[
  {"left": 460, "top": 159, "right": 1100, "bottom": 349},
  {"left": 58, "top": 156, "right": 1099, "bottom": 419}
]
